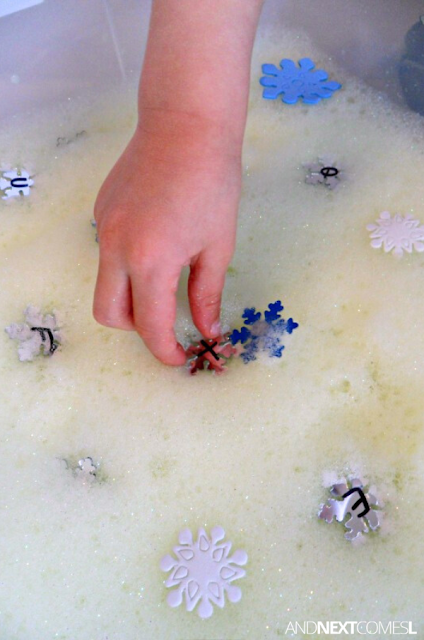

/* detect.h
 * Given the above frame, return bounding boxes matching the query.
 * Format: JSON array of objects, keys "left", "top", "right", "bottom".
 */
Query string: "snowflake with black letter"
[
  {"left": 318, "top": 476, "right": 383, "bottom": 542},
  {"left": 185, "top": 334, "right": 237, "bottom": 375},
  {"left": 366, "top": 211, "right": 424, "bottom": 257},
  {"left": 0, "top": 169, "right": 34, "bottom": 199},
  {"left": 5, "top": 305, "right": 62, "bottom": 361},
  {"left": 260, "top": 57, "right": 342, "bottom": 105},
  {"left": 160, "top": 526, "right": 248, "bottom": 619},
  {"left": 303, "top": 156, "right": 343, "bottom": 190},
  {"left": 229, "top": 300, "right": 298, "bottom": 363}
]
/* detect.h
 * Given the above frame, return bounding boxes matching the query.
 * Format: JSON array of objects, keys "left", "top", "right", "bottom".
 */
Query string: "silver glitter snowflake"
[
  {"left": 76, "top": 457, "right": 99, "bottom": 479},
  {"left": 367, "top": 211, "right": 424, "bottom": 257},
  {"left": 303, "top": 157, "right": 343, "bottom": 190},
  {"left": 5, "top": 306, "right": 62, "bottom": 361},
  {"left": 0, "top": 169, "right": 34, "bottom": 199},
  {"left": 60, "top": 456, "right": 101, "bottom": 484},
  {"left": 318, "top": 476, "right": 382, "bottom": 542},
  {"left": 160, "top": 526, "right": 248, "bottom": 618}
]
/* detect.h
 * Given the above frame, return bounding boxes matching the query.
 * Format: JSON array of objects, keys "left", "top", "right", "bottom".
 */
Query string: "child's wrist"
[{"left": 136, "top": 103, "right": 245, "bottom": 160}]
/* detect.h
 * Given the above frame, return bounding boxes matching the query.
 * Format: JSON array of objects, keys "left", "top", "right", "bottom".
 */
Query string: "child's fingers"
[
  {"left": 130, "top": 262, "right": 187, "bottom": 366},
  {"left": 188, "top": 250, "right": 231, "bottom": 338},
  {"left": 93, "top": 257, "right": 135, "bottom": 331}
]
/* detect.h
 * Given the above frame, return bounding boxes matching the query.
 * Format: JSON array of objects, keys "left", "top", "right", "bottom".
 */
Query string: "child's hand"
[
  {"left": 93, "top": 110, "right": 241, "bottom": 365},
  {"left": 92, "top": 0, "right": 264, "bottom": 365}
]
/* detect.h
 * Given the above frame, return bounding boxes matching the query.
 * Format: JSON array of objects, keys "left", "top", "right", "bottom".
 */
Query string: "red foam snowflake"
[{"left": 185, "top": 335, "right": 238, "bottom": 375}]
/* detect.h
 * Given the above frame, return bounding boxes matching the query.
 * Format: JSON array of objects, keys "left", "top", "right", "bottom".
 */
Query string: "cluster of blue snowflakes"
[
  {"left": 229, "top": 301, "right": 298, "bottom": 364},
  {"left": 259, "top": 57, "right": 341, "bottom": 105}
]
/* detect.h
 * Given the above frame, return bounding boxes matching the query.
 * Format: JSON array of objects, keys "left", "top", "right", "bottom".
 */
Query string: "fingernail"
[{"left": 210, "top": 320, "right": 221, "bottom": 336}]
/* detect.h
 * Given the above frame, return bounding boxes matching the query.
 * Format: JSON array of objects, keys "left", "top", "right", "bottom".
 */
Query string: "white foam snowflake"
[
  {"left": 5, "top": 305, "right": 62, "bottom": 361},
  {"left": 318, "top": 476, "right": 383, "bottom": 542},
  {"left": 367, "top": 211, "right": 424, "bottom": 257},
  {"left": 160, "top": 526, "right": 248, "bottom": 618},
  {"left": 0, "top": 169, "right": 34, "bottom": 199}
]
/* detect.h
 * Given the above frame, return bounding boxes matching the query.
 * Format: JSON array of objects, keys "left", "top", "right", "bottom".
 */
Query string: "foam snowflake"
[
  {"left": 260, "top": 57, "right": 342, "bottom": 105},
  {"left": 318, "top": 476, "right": 382, "bottom": 542},
  {"left": 185, "top": 334, "right": 237, "bottom": 375},
  {"left": 366, "top": 211, "right": 424, "bottom": 257},
  {"left": 229, "top": 301, "right": 298, "bottom": 364},
  {"left": 0, "top": 169, "right": 34, "bottom": 199},
  {"left": 303, "top": 156, "right": 343, "bottom": 190},
  {"left": 5, "top": 305, "right": 62, "bottom": 361},
  {"left": 160, "top": 526, "right": 248, "bottom": 619}
]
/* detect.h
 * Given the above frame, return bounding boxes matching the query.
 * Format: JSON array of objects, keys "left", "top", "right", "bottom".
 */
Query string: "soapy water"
[{"left": 1, "top": 26, "right": 424, "bottom": 640}]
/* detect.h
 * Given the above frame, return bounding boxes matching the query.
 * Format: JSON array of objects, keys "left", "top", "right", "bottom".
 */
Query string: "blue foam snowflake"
[
  {"left": 229, "top": 301, "right": 298, "bottom": 363},
  {"left": 259, "top": 57, "right": 342, "bottom": 105}
]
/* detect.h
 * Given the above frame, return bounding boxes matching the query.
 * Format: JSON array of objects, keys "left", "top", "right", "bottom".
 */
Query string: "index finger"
[{"left": 130, "top": 261, "right": 187, "bottom": 366}]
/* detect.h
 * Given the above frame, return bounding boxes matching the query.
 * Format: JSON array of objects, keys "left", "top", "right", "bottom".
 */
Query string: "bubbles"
[{"left": 1, "top": 23, "right": 424, "bottom": 640}]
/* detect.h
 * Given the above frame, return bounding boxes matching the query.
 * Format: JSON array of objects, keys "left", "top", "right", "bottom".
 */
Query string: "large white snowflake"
[
  {"left": 367, "top": 211, "right": 424, "bottom": 257},
  {"left": 160, "top": 526, "right": 248, "bottom": 618},
  {"left": 0, "top": 169, "right": 34, "bottom": 199}
]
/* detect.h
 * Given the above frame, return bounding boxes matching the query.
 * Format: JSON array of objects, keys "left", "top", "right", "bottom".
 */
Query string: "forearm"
[{"left": 138, "top": 0, "right": 265, "bottom": 152}]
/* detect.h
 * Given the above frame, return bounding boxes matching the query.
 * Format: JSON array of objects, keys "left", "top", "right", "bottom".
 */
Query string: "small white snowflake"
[
  {"left": 0, "top": 169, "right": 34, "bottom": 199},
  {"left": 160, "top": 526, "right": 248, "bottom": 618},
  {"left": 318, "top": 476, "right": 383, "bottom": 542},
  {"left": 5, "top": 305, "right": 62, "bottom": 361},
  {"left": 367, "top": 211, "right": 424, "bottom": 257}
]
